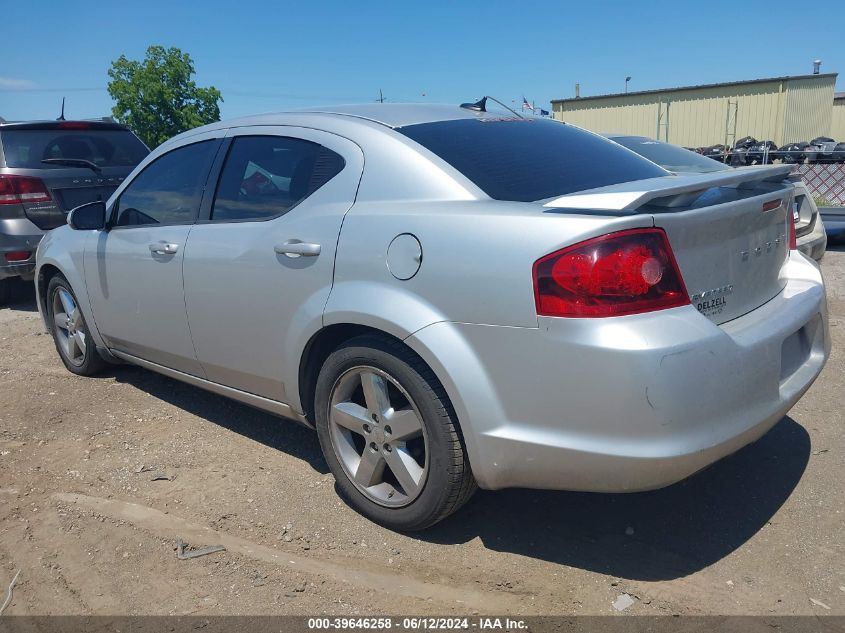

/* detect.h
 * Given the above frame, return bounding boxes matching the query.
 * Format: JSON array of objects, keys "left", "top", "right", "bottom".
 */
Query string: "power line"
[
  {"left": 0, "top": 87, "right": 103, "bottom": 93},
  {"left": 224, "top": 90, "right": 364, "bottom": 100}
]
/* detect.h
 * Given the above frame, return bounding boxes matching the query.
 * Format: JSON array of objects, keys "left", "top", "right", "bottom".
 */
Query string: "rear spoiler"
[
  {"left": 0, "top": 119, "right": 127, "bottom": 131},
  {"left": 543, "top": 164, "right": 794, "bottom": 212}
]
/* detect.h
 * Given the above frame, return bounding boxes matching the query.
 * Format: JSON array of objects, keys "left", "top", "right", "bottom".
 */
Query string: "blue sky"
[{"left": 2, "top": 0, "right": 844, "bottom": 121}]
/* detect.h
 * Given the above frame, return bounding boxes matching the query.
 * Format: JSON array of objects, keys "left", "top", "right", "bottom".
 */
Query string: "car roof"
[
  {"left": 295, "top": 103, "right": 512, "bottom": 128},
  {"left": 194, "top": 103, "right": 523, "bottom": 133}
]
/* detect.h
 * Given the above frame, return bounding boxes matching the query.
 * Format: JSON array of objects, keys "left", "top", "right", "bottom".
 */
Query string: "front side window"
[
  {"left": 115, "top": 140, "right": 217, "bottom": 227},
  {"left": 211, "top": 136, "right": 345, "bottom": 222}
]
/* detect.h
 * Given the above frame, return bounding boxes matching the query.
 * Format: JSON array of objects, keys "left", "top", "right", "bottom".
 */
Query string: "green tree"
[{"left": 107, "top": 46, "right": 222, "bottom": 148}]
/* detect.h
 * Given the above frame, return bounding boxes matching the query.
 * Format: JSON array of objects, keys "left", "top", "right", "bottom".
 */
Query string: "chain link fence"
[
  {"left": 693, "top": 145, "right": 845, "bottom": 205},
  {"left": 794, "top": 163, "right": 845, "bottom": 205}
]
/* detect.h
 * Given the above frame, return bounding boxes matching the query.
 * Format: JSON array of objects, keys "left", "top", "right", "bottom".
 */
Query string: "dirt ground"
[{"left": 1, "top": 248, "right": 843, "bottom": 617}]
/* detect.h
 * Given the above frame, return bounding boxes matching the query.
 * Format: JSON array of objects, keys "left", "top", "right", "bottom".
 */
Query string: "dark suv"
[{"left": 0, "top": 118, "right": 148, "bottom": 304}]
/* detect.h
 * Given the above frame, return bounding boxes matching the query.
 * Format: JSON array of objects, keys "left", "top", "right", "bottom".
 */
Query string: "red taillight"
[
  {"left": 0, "top": 175, "right": 52, "bottom": 205},
  {"left": 788, "top": 208, "right": 797, "bottom": 250},
  {"left": 533, "top": 228, "right": 690, "bottom": 318},
  {"left": 4, "top": 251, "right": 32, "bottom": 262}
]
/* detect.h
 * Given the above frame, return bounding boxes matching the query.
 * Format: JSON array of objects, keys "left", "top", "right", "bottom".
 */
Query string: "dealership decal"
[{"left": 692, "top": 284, "right": 733, "bottom": 316}]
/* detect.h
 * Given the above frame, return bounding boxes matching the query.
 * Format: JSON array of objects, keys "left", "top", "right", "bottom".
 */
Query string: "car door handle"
[
  {"left": 149, "top": 242, "right": 179, "bottom": 255},
  {"left": 274, "top": 241, "right": 321, "bottom": 258}
]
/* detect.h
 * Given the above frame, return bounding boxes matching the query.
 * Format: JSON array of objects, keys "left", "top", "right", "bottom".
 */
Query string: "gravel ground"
[{"left": 0, "top": 248, "right": 843, "bottom": 616}]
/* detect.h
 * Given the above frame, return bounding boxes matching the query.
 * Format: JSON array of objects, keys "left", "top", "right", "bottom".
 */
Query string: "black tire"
[
  {"left": 315, "top": 334, "right": 476, "bottom": 531},
  {"left": 46, "top": 274, "right": 107, "bottom": 376},
  {"left": 0, "top": 279, "right": 10, "bottom": 307}
]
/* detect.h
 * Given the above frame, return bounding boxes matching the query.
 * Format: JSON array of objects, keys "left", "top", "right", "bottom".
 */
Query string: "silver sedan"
[{"left": 36, "top": 104, "right": 830, "bottom": 530}]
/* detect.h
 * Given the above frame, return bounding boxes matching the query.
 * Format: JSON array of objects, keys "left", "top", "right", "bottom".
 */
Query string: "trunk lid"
[
  {"left": 653, "top": 184, "right": 791, "bottom": 324},
  {"left": 544, "top": 165, "right": 794, "bottom": 325}
]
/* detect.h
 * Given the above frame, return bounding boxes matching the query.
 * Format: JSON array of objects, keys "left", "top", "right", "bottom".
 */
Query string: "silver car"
[
  {"left": 605, "top": 134, "right": 828, "bottom": 261},
  {"left": 36, "top": 104, "right": 830, "bottom": 530}
]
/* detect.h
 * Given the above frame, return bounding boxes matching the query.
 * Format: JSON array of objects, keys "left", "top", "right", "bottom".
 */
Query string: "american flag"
[{"left": 522, "top": 97, "right": 534, "bottom": 111}]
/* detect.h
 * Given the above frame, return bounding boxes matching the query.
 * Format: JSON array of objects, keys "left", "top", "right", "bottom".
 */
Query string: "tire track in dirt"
[{"left": 53, "top": 492, "right": 527, "bottom": 612}]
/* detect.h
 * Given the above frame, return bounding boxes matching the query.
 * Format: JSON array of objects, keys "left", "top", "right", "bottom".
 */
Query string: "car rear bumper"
[
  {"left": 407, "top": 253, "right": 829, "bottom": 492},
  {"left": 0, "top": 260, "right": 35, "bottom": 281},
  {"left": 0, "top": 219, "right": 43, "bottom": 281}
]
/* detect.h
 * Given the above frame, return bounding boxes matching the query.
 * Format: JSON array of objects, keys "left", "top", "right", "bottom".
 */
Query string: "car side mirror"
[{"left": 67, "top": 201, "right": 107, "bottom": 231}]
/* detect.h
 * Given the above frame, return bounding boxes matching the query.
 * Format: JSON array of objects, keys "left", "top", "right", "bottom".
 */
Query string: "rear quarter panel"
[
  {"left": 323, "top": 201, "right": 654, "bottom": 477},
  {"left": 325, "top": 200, "right": 654, "bottom": 333}
]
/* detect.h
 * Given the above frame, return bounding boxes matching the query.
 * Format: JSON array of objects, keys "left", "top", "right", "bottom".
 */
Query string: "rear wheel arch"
[
  {"left": 299, "top": 323, "right": 475, "bottom": 463},
  {"left": 298, "top": 325, "right": 469, "bottom": 440},
  {"left": 299, "top": 324, "right": 407, "bottom": 425}
]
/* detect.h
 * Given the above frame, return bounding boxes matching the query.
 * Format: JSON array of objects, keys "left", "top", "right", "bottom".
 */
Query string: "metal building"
[
  {"left": 551, "top": 73, "right": 838, "bottom": 148},
  {"left": 831, "top": 92, "right": 845, "bottom": 140}
]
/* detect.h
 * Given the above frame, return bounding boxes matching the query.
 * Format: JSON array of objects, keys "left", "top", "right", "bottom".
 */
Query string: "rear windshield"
[
  {"left": 396, "top": 118, "right": 667, "bottom": 202},
  {"left": 1, "top": 128, "right": 149, "bottom": 169},
  {"left": 610, "top": 136, "right": 729, "bottom": 174}
]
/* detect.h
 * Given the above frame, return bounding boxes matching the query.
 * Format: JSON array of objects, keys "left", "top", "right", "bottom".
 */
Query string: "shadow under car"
[{"left": 110, "top": 364, "right": 808, "bottom": 581}]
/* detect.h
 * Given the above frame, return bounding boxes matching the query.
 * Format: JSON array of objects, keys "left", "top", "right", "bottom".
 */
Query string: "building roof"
[
  {"left": 835, "top": 92, "right": 845, "bottom": 102},
  {"left": 552, "top": 73, "right": 839, "bottom": 104}
]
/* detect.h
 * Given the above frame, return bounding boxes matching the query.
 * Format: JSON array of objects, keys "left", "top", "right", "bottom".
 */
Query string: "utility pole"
[{"left": 378, "top": 89, "right": 385, "bottom": 103}]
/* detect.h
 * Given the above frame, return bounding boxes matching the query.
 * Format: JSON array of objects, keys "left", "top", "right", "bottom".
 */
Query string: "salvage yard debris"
[
  {"left": 0, "top": 569, "right": 21, "bottom": 616},
  {"left": 175, "top": 538, "right": 226, "bottom": 560},
  {"left": 612, "top": 593, "right": 635, "bottom": 612}
]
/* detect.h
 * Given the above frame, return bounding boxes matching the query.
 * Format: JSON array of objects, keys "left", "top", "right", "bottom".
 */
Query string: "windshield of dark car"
[
  {"left": 609, "top": 135, "right": 729, "bottom": 174},
  {"left": 1, "top": 128, "right": 149, "bottom": 169},
  {"left": 396, "top": 118, "right": 668, "bottom": 202}
]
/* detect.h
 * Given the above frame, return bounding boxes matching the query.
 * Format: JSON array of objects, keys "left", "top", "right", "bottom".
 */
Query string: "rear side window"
[
  {"left": 397, "top": 118, "right": 667, "bottom": 202},
  {"left": 211, "top": 135, "right": 345, "bottom": 222},
  {"left": 1, "top": 129, "right": 149, "bottom": 169},
  {"left": 610, "top": 136, "right": 730, "bottom": 174},
  {"left": 115, "top": 141, "right": 217, "bottom": 227}
]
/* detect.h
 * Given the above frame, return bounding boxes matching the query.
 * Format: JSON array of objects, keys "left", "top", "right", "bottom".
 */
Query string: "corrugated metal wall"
[
  {"left": 831, "top": 101, "right": 845, "bottom": 140},
  {"left": 553, "top": 75, "right": 837, "bottom": 147},
  {"left": 552, "top": 97, "right": 661, "bottom": 140},
  {"left": 782, "top": 77, "right": 835, "bottom": 142}
]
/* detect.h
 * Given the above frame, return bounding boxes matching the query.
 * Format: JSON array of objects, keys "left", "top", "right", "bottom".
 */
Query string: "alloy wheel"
[
  {"left": 328, "top": 366, "right": 429, "bottom": 508},
  {"left": 52, "top": 288, "right": 87, "bottom": 366}
]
